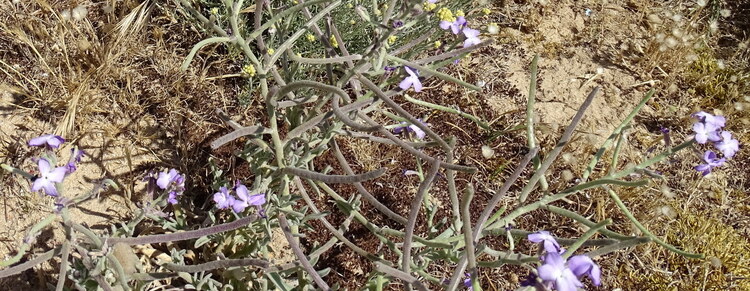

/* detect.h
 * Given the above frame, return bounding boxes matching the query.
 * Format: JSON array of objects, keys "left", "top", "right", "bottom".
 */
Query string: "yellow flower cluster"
[
  {"left": 437, "top": 7, "right": 455, "bottom": 22},
  {"left": 423, "top": 2, "right": 437, "bottom": 12},
  {"left": 455, "top": 10, "right": 465, "bottom": 17},
  {"left": 306, "top": 33, "right": 316, "bottom": 42},
  {"left": 242, "top": 64, "right": 256, "bottom": 77},
  {"left": 434, "top": 40, "right": 442, "bottom": 48},
  {"left": 267, "top": 48, "right": 275, "bottom": 55},
  {"left": 482, "top": 8, "right": 491, "bottom": 15},
  {"left": 388, "top": 35, "right": 397, "bottom": 44},
  {"left": 329, "top": 35, "right": 339, "bottom": 48},
  {"left": 210, "top": 7, "right": 219, "bottom": 15}
]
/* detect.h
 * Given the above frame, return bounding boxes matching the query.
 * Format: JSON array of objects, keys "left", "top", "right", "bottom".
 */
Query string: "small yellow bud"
[
  {"left": 482, "top": 8, "right": 491, "bottom": 15},
  {"left": 329, "top": 35, "right": 339, "bottom": 48},
  {"left": 347, "top": 3, "right": 353, "bottom": 8},
  {"left": 350, "top": 20, "right": 356, "bottom": 25},
  {"left": 210, "top": 7, "right": 219, "bottom": 15},
  {"left": 374, "top": 9, "right": 382, "bottom": 16},
  {"left": 242, "top": 64, "right": 256, "bottom": 77},
  {"left": 382, "top": 4, "right": 388, "bottom": 9},
  {"left": 306, "top": 33, "right": 316, "bottom": 42},
  {"left": 437, "top": 8, "right": 455, "bottom": 22},
  {"left": 267, "top": 48, "right": 275, "bottom": 55},
  {"left": 434, "top": 40, "right": 442, "bottom": 48},
  {"left": 455, "top": 10, "right": 465, "bottom": 17},
  {"left": 292, "top": 0, "right": 299, "bottom": 4},
  {"left": 423, "top": 2, "right": 437, "bottom": 12},
  {"left": 388, "top": 35, "right": 397, "bottom": 44}
]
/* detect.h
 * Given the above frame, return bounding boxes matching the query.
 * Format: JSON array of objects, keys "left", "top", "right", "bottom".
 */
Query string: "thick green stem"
[
  {"left": 0, "top": 214, "right": 56, "bottom": 267},
  {"left": 525, "top": 55, "right": 548, "bottom": 190},
  {"left": 604, "top": 186, "right": 703, "bottom": 258}
]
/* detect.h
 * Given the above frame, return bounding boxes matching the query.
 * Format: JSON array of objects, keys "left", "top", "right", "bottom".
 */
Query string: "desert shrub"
[{"left": 1, "top": 0, "right": 742, "bottom": 290}]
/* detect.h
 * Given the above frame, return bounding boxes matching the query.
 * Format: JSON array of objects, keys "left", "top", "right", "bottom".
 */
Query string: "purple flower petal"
[
  {"left": 213, "top": 187, "right": 233, "bottom": 209},
  {"left": 47, "top": 167, "right": 67, "bottom": 183},
  {"left": 399, "top": 77, "right": 415, "bottom": 91},
  {"left": 439, "top": 20, "right": 452, "bottom": 30},
  {"left": 236, "top": 183, "right": 250, "bottom": 200},
  {"left": 694, "top": 111, "right": 726, "bottom": 128},
  {"left": 38, "top": 158, "right": 51, "bottom": 174},
  {"left": 411, "top": 77, "right": 423, "bottom": 92},
  {"left": 409, "top": 124, "right": 426, "bottom": 139},
  {"left": 42, "top": 182, "right": 59, "bottom": 197},
  {"left": 693, "top": 122, "right": 720, "bottom": 144},
  {"left": 156, "top": 170, "right": 173, "bottom": 189},
  {"left": 715, "top": 131, "right": 739, "bottom": 158},
  {"left": 33, "top": 158, "right": 67, "bottom": 197},
  {"left": 537, "top": 253, "right": 584, "bottom": 291},
  {"left": 28, "top": 134, "right": 65, "bottom": 148},
  {"left": 694, "top": 164, "right": 711, "bottom": 176},
  {"left": 568, "top": 255, "right": 601, "bottom": 286},
  {"left": 246, "top": 193, "right": 266, "bottom": 206},
  {"left": 393, "top": 122, "right": 408, "bottom": 134},
  {"left": 462, "top": 28, "right": 481, "bottom": 48},
  {"left": 167, "top": 191, "right": 179, "bottom": 204},
  {"left": 528, "top": 231, "right": 562, "bottom": 254},
  {"left": 231, "top": 199, "right": 249, "bottom": 213}
]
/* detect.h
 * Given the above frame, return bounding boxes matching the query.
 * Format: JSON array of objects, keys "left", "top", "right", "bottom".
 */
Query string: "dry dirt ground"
[{"left": 1, "top": 0, "right": 749, "bottom": 290}]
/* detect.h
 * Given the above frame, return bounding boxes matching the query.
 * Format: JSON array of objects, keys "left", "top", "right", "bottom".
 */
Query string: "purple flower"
[
  {"left": 694, "top": 111, "right": 726, "bottom": 128},
  {"left": 428, "top": 0, "right": 438, "bottom": 3},
  {"left": 31, "top": 158, "right": 67, "bottom": 197},
  {"left": 167, "top": 191, "right": 179, "bottom": 204},
  {"left": 213, "top": 187, "right": 235, "bottom": 210},
  {"left": 715, "top": 131, "right": 739, "bottom": 158},
  {"left": 28, "top": 134, "right": 65, "bottom": 148},
  {"left": 393, "top": 20, "right": 404, "bottom": 28},
  {"left": 156, "top": 169, "right": 185, "bottom": 204},
  {"left": 398, "top": 67, "right": 422, "bottom": 92},
  {"left": 537, "top": 252, "right": 583, "bottom": 291},
  {"left": 157, "top": 169, "right": 184, "bottom": 190},
  {"left": 212, "top": 182, "right": 268, "bottom": 213},
  {"left": 462, "top": 27, "right": 481, "bottom": 48},
  {"left": 568, "top": 255, "right": 602, "bottom": 286},
  {"left": 693, "top": 122, "right": 721, "bottom": 144},
  {"left": 393, "top": 119, "right": 428, "bottom": 139},
  {"left": 463, "top": 273, "right": 473, "bottom": 290},
  {"left": 232, "top": 183, "right": 266, "bottom": 213},
  {"left": 65, "top": 148, "right": 85, "bottom": 175},
  {"left": 694, "top": 150, "right": 725, "bottom": 176},
  {"left": 440, "top": 16, "right": 467, "bottom": 34},
  {"left": 528, "top": 231, "right": 563, "bottom": 254}
]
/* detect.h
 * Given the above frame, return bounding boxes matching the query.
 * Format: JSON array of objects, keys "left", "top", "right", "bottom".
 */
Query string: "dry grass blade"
[{"left": 111, "top": 0, "right": 153, "bottom": 47}]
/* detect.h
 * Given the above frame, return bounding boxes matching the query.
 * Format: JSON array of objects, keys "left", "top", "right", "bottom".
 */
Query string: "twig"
[
  {"left": 162, "top": 258, "right": 269, "bottom": 273},
  {"left": 331, "top": 140, "right": 408, "bottom": 224},
  {"left": 518, "top": 86, "right": 599, "bottom": 202},
  {"left": 282, "top": 167, "right": 386, "bottom": 184},
  {"left": 374, "top": 262, "right": 430, "bottom": 291},
  {"left": 278, "top": 214, "right": 331, "bottom": 290},
  {"left": 402, "top": 159, "right": 440, "bottom": 280},
  {"left": 106, "top": 215, "right": 258, "bottom": 246}
]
